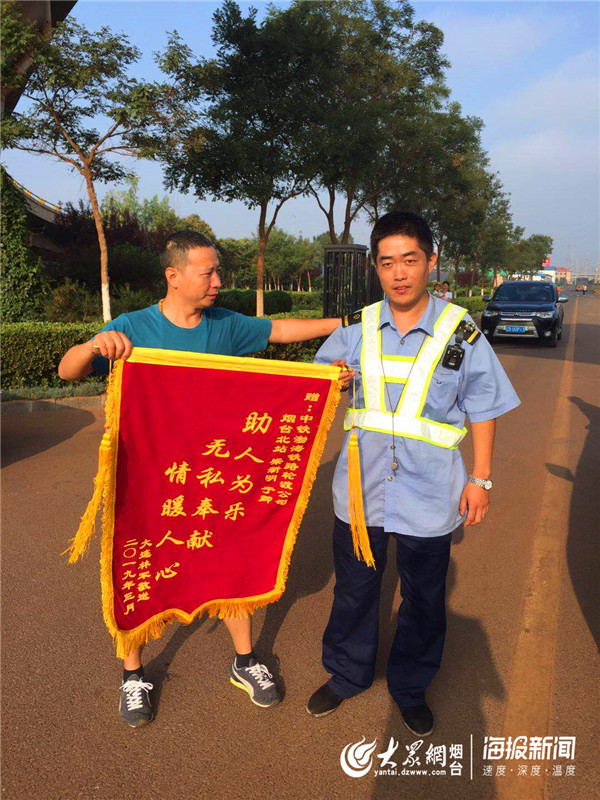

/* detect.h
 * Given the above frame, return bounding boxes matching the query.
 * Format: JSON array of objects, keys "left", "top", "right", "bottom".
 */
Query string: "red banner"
[{"left": 67, "top": 348, "right": 341, "bottom": 657}]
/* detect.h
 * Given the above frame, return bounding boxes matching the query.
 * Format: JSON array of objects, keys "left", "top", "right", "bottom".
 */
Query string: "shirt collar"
[{"left": 378, "top": 294, "right": 436, "bottom": 337}]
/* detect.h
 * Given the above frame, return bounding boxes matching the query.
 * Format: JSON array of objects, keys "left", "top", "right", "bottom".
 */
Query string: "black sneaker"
[
  {"left": 229, "top": 657, "right": 280, "bottom": 707},
  {"left": 119, "top": 674, "right": 154, "bottom": 727},
  {"left": 400, "top": 703, "right": 434, "bottom": 736},
  {"left": 306, "top": 683, "right": 344, "bottom": 717}
]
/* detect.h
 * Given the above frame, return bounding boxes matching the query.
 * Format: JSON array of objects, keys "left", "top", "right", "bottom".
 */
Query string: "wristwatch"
[{"left": 468, "top": 475, "right": 493, "bottom": 491}]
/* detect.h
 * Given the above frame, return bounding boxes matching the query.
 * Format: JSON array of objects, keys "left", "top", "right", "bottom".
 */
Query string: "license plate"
[{"left": 505, "top": 325, "right": 526, "bottom": 333}]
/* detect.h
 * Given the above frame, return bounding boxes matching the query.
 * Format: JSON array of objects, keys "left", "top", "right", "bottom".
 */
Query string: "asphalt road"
[{"left": 2, "top": 289, "right": 598, "bottom": 800}]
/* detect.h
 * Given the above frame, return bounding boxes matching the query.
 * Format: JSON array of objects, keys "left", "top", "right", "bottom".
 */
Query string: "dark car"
[{"left": 481, "top": 281, "right": 568, "bottom": 347}]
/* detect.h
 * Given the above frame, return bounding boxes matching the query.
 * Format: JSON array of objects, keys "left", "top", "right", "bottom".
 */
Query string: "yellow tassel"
[
  {"left": 63, "top": 362, "right": 121, "bottom": 563},
  {"left": 347, "top": 430, "right": 376, "bottom": 569},
  {"left": 62, "top": 431, "right": 112, "bottom": 562}
]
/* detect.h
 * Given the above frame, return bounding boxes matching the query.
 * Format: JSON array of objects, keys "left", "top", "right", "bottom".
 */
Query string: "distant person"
[
  {"left": 432, "top": 282, "right": 443, "bottom": 298},
  {"left": 442, "top": 281, "right": 453, "bottom": 301}
]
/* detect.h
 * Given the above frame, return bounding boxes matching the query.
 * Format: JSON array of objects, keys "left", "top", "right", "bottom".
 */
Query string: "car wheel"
[
  {"left": 544, "top": 333, "right": 558, "bottom": 348},
  {"left": 484, "top": 333, "right": 494, "bottom": 345},
  {"left": 557, "top": 326, "right": 562, "bottom": 341}
]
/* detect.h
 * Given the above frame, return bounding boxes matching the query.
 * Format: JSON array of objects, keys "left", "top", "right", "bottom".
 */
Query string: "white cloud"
[
  {"left": 434, "top": 8, "right": 565, "bottom": 68},
  {"left": 490, "top": 129, "right": 598, "bottom": 178},
  {"left": 486, "top": 49, "right": 599, "bottom": 132}
]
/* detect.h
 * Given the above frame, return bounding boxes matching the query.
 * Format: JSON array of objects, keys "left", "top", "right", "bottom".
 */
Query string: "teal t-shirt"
[{"left": 92, "top": 304, "right": 272, "bottom": 376}]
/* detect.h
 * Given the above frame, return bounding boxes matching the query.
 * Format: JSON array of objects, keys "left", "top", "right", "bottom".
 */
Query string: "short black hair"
[
  {"left": 160, "top": 230, "right": 215, "bottom": 271},
  {"left": 370, "top": 210, "right": 434, "bottom": 260},
  {"left": 442, "top": 281, "right": 450, "bottom": 288}
]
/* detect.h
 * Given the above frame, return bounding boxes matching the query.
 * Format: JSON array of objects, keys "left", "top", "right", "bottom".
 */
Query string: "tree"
[
  {"left": 102, "top": 176, "right": 216, "bottom": 240},
  {"left": 473, "top": 180, "right": 517, "bottom": 287},
  {"left": 369, "top": 103, "right": 489, "bottom": 282},
  {"left": 217, "top": 237, "right": 257, "bottom": 288},
  {"left": 300, "top": 0, "right": 449, "bottom": 244},
  {"left": 1, "top": 5, "right": 183, "bottom": 320},
  {"left": 157, "top": 0, "right": 341, "bottom": 315},
  {"left": 512, "top": 233, "right": 554, "bottom": 276},
  {"left": 0, "top": 166, "right": 47, "bottom": 320}
]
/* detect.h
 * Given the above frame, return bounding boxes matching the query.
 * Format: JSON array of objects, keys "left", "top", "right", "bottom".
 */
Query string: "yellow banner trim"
[{"left": 127, "top": 347, "right": 341, "bottom": 382}]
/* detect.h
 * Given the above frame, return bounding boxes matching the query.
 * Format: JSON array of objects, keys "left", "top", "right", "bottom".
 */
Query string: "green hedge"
[
  {"left": 290, "top": 290, "right": 323, "bottom": 309},
  {"left": 2, "top": 296, "right": 488, "bottom": 390},
  {"left": 1, "top": 320, "right": 322, "bottom": 390},
  {"left": 2, "top": 322, "right": 101, "bottom": 389},
  {"left": 452, "top": 297, "right": 486, "bottom": 315},
  {"left": 215, "top": 289, "right": 292, "bottom": 316}
]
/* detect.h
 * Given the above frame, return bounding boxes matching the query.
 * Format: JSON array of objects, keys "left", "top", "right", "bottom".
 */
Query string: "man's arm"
[
  {"left": 58, "top": 331, "right": 133, "bottom": 381},
  {"left": 268, "top": 317, "right": 341, "bottom": 344},
  {"left": 459, "top": 418, "right": 495, "bottom": 527}
]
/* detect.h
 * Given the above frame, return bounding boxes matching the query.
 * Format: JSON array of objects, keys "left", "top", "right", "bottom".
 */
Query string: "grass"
[{"left": 1, "top": 381, "right": 106, "bottom": 402}]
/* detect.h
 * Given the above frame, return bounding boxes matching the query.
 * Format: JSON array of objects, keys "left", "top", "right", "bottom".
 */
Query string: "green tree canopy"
[
  {"left": 1, "top": 5, "right": 183, "bottom": 320},
  {"left": 299, "top": 0, "right": 449, "bottom": 245},
  {"left": 157, "top": 0, "right": 345, "bottom": 315}
]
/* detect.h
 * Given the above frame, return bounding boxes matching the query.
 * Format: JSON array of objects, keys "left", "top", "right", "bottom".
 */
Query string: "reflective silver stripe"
[
  {"left": 362, "top": 301, "right": 415, "bottom": 412},
  {"left": 396, "top": 304, "right": 465, "bottom": 418},
  {"left": 362, "top": 302, "right": 382, "bottom": 410},
  {"left": 344, "top": 409, "right": 467, "bottom": 448},
  {"left": 349, "top": 302, "right": 467, "bottom": 448}
]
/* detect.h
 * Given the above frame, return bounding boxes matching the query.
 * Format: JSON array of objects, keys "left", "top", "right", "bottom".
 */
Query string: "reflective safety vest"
[{"left": 344, "top": 300, "right": 468, "bottom": 449}]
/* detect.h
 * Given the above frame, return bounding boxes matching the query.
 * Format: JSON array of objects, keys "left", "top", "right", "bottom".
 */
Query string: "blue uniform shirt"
[
  {"left": 92, "top": 304, "right": 272, "bottom": 375},
  {"left": 315, "top": 294, "right": 520, "bottom": 537}
]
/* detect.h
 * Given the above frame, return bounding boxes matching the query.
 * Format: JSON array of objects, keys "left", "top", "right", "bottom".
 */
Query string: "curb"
[{"left": 1, "top": 394, "right": 107, "bottom": 415}]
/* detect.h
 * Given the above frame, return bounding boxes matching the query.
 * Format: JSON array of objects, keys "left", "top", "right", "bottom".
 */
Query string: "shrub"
[
  {"left": 452, "top": 296, "right": 486, "bottom": 315},
  {"left": 251, "top": 340, "right": 323, "bottom": 363},
  {"left": 43, "top": 279, "right": 103, "bottom": 323},
  {"left": 111, "top": 284, "right": 160, "bottom": 317},
  {"left": 0, "top": 167, "right": 48, "bottom": 320},
  {"left": 215, "top": 289, "right": 292, "bottom": 316},
  {"left": 1, "top": 317, "right": 323, "bottom": 390},
  {"left": 266, "top": 290, "right": 293, "bottom": 314},
  {"left": 291, "top": 290, "right": 324, "bottom": 309},
  {"left": 1, "top": 322, "right": 102, "bottom": 389},
  {"left": 214, "top": 289, "right": 246, "bottom": 313}
]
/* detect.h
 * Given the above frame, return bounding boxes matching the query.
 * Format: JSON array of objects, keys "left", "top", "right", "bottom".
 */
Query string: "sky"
[{"left": 3, "top": 0, "right": 599, "bottom": 271}]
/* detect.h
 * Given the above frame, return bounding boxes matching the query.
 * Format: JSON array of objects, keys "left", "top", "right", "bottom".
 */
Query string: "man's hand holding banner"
[{"left": 65, "top": 348, "right": 341, "bottom": 658}]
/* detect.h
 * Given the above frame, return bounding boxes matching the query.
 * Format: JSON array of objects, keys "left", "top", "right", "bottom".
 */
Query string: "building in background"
[{"left": 555, "top": 266, "right": 572, "bottom": 284}]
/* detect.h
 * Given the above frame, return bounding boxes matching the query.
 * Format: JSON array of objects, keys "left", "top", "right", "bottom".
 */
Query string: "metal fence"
[{"left": 323, "top": 244, "right": 382, "bottom": 318}]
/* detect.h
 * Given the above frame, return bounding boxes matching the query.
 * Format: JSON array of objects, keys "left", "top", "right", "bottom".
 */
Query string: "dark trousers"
[{"left": 323, "top": 516, "right": 452, "bottom": 707}]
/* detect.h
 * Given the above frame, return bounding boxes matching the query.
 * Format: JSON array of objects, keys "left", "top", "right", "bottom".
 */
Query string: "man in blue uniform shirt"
[
  {"left": 59, "top": 230, "right": 344, "bottom": 727},
  {"left": 306, "top": 211, "right": 520, "bottom": 736}
]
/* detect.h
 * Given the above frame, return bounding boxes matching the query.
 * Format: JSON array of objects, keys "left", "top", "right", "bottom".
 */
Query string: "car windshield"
[{"left": 493, "top": 284, "right": 555, "bottom": 303}]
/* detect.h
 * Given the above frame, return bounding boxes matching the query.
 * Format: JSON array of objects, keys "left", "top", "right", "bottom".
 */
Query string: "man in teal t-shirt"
[{"left": 59, "top": 230, "right": 344, "bottom": 728}]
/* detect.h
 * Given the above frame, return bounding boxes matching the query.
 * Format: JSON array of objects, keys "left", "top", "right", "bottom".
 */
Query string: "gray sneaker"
[
  {"left": 119, "top": 674, "right": 154, "bottom": 727},
  {"left": 229, "top": 658, "right": 280, "bottom": 707}
]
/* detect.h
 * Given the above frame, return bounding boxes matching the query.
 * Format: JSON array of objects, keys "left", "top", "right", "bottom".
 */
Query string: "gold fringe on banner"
[
  {"left": 62, "top": 362, "right": 122, "bottom": 563},
  {"left": 80, "top": 354, "right": 342, "bottom": 659},
  {"left": 347, "top": 430, "right": 376, "bottom": 569}
]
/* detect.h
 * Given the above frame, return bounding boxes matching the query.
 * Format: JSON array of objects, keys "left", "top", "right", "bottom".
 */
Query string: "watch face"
[{"left": 484, "top": 479, "right": 493, "bottom": 490}]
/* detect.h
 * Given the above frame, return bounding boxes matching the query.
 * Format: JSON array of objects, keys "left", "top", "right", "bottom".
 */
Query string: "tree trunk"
[
  {"left": 323, "top": 186, "right": 338, "bottom": 244},
  {"left": 256, "top": 203, "right": 267, "bottom": 317},
  {"left": 341, "top": 189, "right": 355, "bottom": 245},
  {"left": 307, "top": 270, "right": 312, "bottom": 292},
  {"left": 85, "top": 167, "right": 111, "bottom": 321}
]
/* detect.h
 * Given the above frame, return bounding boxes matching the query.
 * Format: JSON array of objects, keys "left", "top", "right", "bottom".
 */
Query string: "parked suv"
[{"left": 481, "top": 281, "right": 567, "bottom": 347}]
